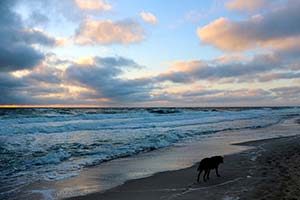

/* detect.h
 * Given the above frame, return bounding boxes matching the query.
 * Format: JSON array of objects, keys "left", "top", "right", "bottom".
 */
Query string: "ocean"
[{"left": 0, "top": 107, "right": 299, "bottom": 199}]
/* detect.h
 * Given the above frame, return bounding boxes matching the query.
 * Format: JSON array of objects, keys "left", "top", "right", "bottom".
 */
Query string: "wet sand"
[{"left": 68, "top": 128, "right": 300, "bottom": 199}]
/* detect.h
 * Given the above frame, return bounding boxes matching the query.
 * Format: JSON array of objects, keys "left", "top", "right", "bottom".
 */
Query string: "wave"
[
  {"left": 0, "top": 115, "right": 284, "bottom": 177},
  {"left": 0, "top": 120, "right": 275, "bottom": 180},
  {"left": 146, "top": 108, "right": 181, "bottom": 114},
  {"left": 0, "top": 108, "right": 284, "bottom": 135},
  {"left": 0, "top": 106, "right": 296, "bottom": 119}
]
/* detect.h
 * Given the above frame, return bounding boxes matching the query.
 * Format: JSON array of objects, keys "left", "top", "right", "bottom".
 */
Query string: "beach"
[
  {"left": 1, "top": 108, "right": 300, "bottom": 200},
  {"left": 69, "top": 128, "right": 300, "bottom": 200},
  {"left": 2, "top": 0, "right": 300, "bottom": 199}
]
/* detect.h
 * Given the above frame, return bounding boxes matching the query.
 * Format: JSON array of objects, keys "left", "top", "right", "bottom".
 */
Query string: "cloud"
[
  {"left": 151, "top": 88, "right": 285, "bottom": 107},
  {"left": 25, "top": 65, "right": 63, "bottom": 84},
  {"left": 156, "top": 71, "right": 194, "bottom": 83},
  {"left": 161, "top": 86, "right": 300, "bottom": 106},
  {"left": 21, "top": 0, "right": 84, "bottom": 25},
  {"left": 274, "top": 40, "right": 300, "bottom": 63},
  {"left": 271, "top": 86, "right": 300, "bottom": 99},
  {"left": 0, "top": 54, "right": 155, "bottom": 106},
  {"left": 0, "top": 52, "right": 73, "bottom": 105},
  {"left": 0, "top": 73, "right": 33, "bottom": 104},
  {"left": 181, "top": 89, "right": 224, "bottom": 97},
  {"left": 75, "top": 19, "right": 145, "bottom": 45},
  {"left": 2, "top": 51, "right": 299, "bottom": 106},
  {"left": 226, "top": 0, "right": 270, "bottom": 12},
  {"left": 157, "top": 53, "right": 281, "bottom": 83},
  {"left": 27, "top": 11, "right": 49, "bottom": 26},
  {"left": 140, "top": 12, "right": 158, "bottom": 24},
  {"left": 74, "top": 0, "right": 111, "bottom": 11},
  {"left": 0, "top": 67, "right": 64, "bottom": 105},
  {"left": 22, "top": 29, "right": 57, "bottom": 46},
  {"left": 0, "top": 43, "right": 44, "bottom": 72},
  {"left": 64, "top": 56, "right": 153, "bottom": 103},
  {"left": 154, "top": 39, "right": 300, "bottom": 85},
  {"left": 0, "top": 0, "right": 60, "bottom": 72},
  {"left": 258, "top": 72, "right": 300, "bottom": 82},
  {"left": 1, "top": 0, "right": 299, "bottom": 107},
  {"left": 197, "top": 1, "right": 300, "bottom": 51}
]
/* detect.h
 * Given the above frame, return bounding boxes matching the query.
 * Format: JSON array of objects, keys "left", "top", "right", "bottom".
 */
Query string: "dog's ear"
[{"left": 220, "top": 155, "right": 224, "bottom": 163}]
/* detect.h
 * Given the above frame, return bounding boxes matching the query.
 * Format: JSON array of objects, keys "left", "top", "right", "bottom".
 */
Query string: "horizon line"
[{"left": 0, "top": 105, "right": 298, "bottom": 109}]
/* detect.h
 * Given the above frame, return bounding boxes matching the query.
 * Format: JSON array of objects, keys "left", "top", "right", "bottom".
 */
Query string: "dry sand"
[{"left": 68, "top": 132, "right": 300, "bottom": 199}]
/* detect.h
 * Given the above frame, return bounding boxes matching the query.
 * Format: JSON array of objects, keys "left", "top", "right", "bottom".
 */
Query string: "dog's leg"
[
  {"left": 216, "top": 166, "right": 221, "bottom": 177},
  {"left": 197, "top": 169, "right": 203, "bottom": 183},
  {"left": 203, "top": 170, "right": 207, "bottom": 182},
  {"left": 207, "top": 169, "right": 210, "bottom": 180}
]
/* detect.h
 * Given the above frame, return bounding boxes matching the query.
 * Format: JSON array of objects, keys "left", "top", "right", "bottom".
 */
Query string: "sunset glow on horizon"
[{"left": 1, "top": 0, "right": 300, "bottom": 107}]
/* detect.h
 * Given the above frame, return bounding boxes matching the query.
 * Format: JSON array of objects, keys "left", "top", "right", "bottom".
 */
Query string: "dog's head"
[{"left": 217, "top": 156, "right": 224, "bottom": 164}]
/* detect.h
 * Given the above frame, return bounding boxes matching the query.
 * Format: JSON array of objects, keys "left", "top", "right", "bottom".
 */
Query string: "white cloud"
[
  {"left": 74, "top": 0, "right": 111, "bottom": 11},
  {"left": 75, "top": 19, "right": 145, "bottom": 45},
  {"left": 197, "top": 1, "right": 300, "bottom": 51},
  {"left": 226, "top": 0, "right": 270, "bottom": 12},
  {"left": 140, "top": 12, "right": 158, "bottom": 24}
]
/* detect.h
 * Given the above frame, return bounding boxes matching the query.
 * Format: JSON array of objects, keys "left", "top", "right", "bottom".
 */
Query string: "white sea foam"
[{"left": 31, "top": 189, "right": 55, "bottom": 200}]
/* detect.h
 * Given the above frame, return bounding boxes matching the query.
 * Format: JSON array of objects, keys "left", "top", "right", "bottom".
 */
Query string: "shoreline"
[
  {"left": 17, "top": 117, "right": 300, "bottom": 200},
  {"left": 66, "top": 118, "right": 300, "bottom": 200},
  {"left": 68, "top": 134, "right": 300, "bottom": 200}
]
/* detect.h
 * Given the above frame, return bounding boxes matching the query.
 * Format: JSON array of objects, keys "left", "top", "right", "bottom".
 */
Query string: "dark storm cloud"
[
  {"left": 0, "top": 72, "right": 33, "bottom": 104},
  {"left": 0, "top": 44, "right": 44, "bottom": 72},
  {"left": 21, "top": 29, "right": 56, "bottom": 46},
  {"left": 0, "top": 0, "right": 57, "bottom": 72},
  {"left": 0, "top": 73, "right": 26, "bottom": 89},
  {"left": 65, "top": 56, "right": 154, "bottom": 102}
]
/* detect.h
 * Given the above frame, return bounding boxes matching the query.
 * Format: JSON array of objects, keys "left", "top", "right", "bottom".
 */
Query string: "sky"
[{"left": 1, "top": 0, "right": 300, "bottom": 107}]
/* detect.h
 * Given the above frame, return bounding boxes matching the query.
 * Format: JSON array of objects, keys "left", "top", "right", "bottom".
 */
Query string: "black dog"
[{"left": 197, "top": 156, "right": 223, "bottom": 182}]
